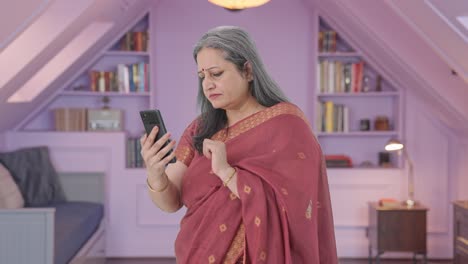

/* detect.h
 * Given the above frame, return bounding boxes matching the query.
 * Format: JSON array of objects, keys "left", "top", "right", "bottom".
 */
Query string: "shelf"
[
  {"left": 103, "top": 51, "right": 149, "bottom": 56},
  {"left": 318, "top": 52, "right": 361, "bottom": 57},
  {"left": 316, "top": 131, "right": 398, "bottom": 137},
  {"left": 317, "top": 92, "right": 399, "bottom": 97},
  {"left": 60, "top": 91, "right": 150, "bottom": 97}
]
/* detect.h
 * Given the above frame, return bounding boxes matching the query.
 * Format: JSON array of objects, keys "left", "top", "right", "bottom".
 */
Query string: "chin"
[{"left": 209, "top": 101, "right": 225, "bottom": 110}]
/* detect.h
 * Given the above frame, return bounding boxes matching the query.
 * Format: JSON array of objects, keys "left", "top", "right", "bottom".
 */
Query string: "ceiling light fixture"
[{"left": 208, "top": 0, "right": 270, "bottom": 10}]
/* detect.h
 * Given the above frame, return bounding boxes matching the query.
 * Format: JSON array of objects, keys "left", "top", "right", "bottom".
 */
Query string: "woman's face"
[{"left": 196, "top": 48, "right": 253, "bottom": 110}]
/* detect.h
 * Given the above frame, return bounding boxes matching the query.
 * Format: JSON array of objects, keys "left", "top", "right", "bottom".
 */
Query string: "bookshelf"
[
  {"left": 19, "top": 13, "right": 151, "bottom": 169},
  {"left": 315, "top": 17, "right": 402, "bottom": 169}
]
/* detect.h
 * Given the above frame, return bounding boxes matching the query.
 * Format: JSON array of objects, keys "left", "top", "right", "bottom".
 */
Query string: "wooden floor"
[{"left": 105, "top": 258, "right": 453, "bottom": 264}]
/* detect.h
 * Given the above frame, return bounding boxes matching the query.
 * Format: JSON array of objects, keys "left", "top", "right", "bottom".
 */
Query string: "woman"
[{"left": 141, "top": 26, "right": 337, "bottom": 263}]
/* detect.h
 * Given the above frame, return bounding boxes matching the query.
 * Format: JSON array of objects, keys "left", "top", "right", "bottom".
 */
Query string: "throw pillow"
[
  {"left": 0, "top": 163, "right": 25, "bottom": 208},
  {"left": 0, "top": 146, "right": 67, "bottom": 207}
]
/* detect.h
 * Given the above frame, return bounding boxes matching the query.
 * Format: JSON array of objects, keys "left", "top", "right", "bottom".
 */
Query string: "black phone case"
[{"left": 139, "top": 110, "right": 176, "bottom": 164}]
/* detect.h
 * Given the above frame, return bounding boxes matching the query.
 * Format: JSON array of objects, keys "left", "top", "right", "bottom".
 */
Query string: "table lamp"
[{"left": 384, "top": 138, "right": 415, "bottom": 207}]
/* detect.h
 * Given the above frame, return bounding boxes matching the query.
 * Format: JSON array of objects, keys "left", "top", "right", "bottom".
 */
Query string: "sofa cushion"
[
  {"left": 0, "top": 163, "right": 24, "bottom": 208},
  {"left": 0, "top": 146, "right": 67, "bottom": 206},
  {"left": 52, "top": 201, "right": 104, "bottom": 264}
]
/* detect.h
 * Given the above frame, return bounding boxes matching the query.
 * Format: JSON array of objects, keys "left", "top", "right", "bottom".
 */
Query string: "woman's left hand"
[{"left": 202, "top": 139, "right": 231, "bottom": 178}]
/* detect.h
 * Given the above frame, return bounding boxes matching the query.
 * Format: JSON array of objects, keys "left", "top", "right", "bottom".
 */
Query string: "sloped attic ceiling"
[
  {"left": 0, "top": 0, "right": 52, "bottom": 51},
  {"left": 308, "top": 0, "right": 468, "bottom": 135},
  {"left": 0, "top": 0, "right": 153, "bottom": 132}
]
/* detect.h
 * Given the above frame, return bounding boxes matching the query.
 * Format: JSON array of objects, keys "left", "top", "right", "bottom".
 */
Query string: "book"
[{"left": 378, "top": 198, "right": 401, "bottom": 208}]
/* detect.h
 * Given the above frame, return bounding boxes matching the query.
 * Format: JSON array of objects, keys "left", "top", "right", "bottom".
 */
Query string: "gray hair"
[{"left": 192, "top": 26, "right": 288, "bottom": 153}]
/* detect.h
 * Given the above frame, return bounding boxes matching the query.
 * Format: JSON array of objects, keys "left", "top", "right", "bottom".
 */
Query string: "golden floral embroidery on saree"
[
  {"left": 297, "top": 152, "right": 306, "bottom": 159},
  {"left": 281, "top": 188, "right": 288, "bottom": 195},
  {"left": 305, "top": 199, "right": 313, "bottom": 220},
  {"left": 219, "top": 224, "right": 227, "bottom": 233},
  {"left": 243, "top": 185, "right": 251, "bottom": 194},
  {"left": 223, "top": 224, "right": 245, "bottom": 264},
  {"left": 208, "top": 255, "right": 216, "bottom": 263},
  {"left": 254, "top": 216, "right": 261, "bottom": 227},
  {"left": 229, "top": 193, "right": 238, "bottom": 200},
  {"left": 175, "top": 145, "right": 193, "bottom": 166},
  {"left": 212, "top": 103, "right": 309, "bottom": 142},
  {"left": 259, "top": 250, "right": 267, "bottom": 261}
]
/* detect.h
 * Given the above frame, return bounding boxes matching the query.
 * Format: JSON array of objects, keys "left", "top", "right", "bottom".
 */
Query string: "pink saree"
[{"left": 174, "top": 102, "right": 337, "bottom": 264}]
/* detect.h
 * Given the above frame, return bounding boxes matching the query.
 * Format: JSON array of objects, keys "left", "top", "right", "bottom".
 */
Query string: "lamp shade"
[
  {"left": 385, "top": 138, "right": 404, "bottom": 152},
  {"left": 208, "top": 0, "right": 270, "bottom": 10}
]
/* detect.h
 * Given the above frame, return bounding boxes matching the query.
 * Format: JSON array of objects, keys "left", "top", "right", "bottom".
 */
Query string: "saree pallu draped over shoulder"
[{"left": 174, "top": 102, "right": 338, "bottom": 264}]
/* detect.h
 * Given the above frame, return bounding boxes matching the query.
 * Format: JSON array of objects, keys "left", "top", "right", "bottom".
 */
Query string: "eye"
[{"left": 212, "top": 71, "right": 223, "bottom": 78}]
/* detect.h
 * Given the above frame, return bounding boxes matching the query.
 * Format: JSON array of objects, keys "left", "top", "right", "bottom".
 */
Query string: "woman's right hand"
[{"left": 140, "top": 126, "right": 177, "bottom": 184}]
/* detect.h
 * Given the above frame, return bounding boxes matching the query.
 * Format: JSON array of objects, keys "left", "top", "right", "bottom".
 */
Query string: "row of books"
[
  {"left": 118, "top": 31, "right": 149, "bottom": 52},
  {"left": 317, "top": 60, "right": 364, "bottom": 94},
  {"left": 318, "top": 30, "right": 337, "bottom": 52},
  {"left": 316, "top": 101, "right": 349, "bottom": 133},
  {"left": 89, "top": 62, "right": 149, "bottom": 93},
  {"left": 126, "top": 137, "right": 144, "bottom": 168}
]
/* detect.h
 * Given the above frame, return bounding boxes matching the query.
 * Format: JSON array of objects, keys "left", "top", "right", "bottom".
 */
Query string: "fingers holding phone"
[{"left": 140, "top": 126, "right": 176, "bottom": 177}]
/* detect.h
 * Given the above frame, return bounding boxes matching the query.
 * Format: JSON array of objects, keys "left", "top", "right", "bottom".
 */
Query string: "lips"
[{"left": 209, "top": 94, "right": 221, "bottom": 100}]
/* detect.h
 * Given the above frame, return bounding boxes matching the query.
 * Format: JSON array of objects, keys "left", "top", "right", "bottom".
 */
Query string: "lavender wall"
[{"left": 152, "top": 0, "right": 313, "bottom": 140}]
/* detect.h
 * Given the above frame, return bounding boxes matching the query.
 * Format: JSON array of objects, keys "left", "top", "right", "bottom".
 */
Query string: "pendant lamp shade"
[{"left": 208, "top": 0, "right": 270, "bottom": 10}]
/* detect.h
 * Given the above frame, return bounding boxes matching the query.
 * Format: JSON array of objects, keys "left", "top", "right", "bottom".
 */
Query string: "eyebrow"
[{"left": 197, "top": 66, "right": 221, "bottom": 74}]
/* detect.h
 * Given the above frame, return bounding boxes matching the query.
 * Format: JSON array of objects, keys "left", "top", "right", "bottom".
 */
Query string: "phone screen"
[{"left": 139, "top": 110, "right": 176, "bottom": 164}]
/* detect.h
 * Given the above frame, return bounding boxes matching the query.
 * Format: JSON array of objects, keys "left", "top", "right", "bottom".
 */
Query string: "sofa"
[{"left": 0, "top": 146, "right": 105, "bottom": 264}]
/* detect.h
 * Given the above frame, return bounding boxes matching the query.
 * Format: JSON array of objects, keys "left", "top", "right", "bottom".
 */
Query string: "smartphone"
[{"left": 139, "top": 109, "right": 176, "bottom": 164}]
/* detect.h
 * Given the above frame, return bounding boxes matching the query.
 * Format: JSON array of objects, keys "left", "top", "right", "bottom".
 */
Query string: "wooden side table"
[
  {"left": 453, "top": 200, "right": 468, "bottom": 264},
  {"left": 367, "top": 202, "right": 428, "bottom": 264}
]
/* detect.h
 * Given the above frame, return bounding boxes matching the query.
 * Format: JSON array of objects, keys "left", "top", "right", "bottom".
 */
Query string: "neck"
[{"left": 225, "top": 97, "right": 265, "bottom": 127}]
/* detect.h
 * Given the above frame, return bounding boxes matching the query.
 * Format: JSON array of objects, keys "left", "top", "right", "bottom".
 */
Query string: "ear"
[{"left": 243, "top": 61, "right": 254, "bottom": 82}]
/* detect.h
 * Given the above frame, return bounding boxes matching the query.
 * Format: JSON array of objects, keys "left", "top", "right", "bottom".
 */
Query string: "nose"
[{"left": 202, "top": 76, "right": 215, "bottom": 91}]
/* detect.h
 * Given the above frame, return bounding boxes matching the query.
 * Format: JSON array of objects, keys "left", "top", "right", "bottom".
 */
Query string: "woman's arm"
[
  {"left": 140, "top": 126, "right": 186, "bottom": 213},
  {"left": 147, "top": 161, "right": 186, "bottom": 212}
]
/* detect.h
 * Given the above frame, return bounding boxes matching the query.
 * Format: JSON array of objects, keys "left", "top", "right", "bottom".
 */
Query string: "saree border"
[
  {"left": 212, "top": 102, "right": 309, "bottom": 142},
  {"left": 223, "top": 224, "right": 245, "bottom": 264}
]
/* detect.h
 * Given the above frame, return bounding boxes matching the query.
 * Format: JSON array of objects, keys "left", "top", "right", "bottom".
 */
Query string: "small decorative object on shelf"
[
  {"left": 358, "top": 160, "right": 375, "bottom": 168},
  {"left": 359, "top": 119, "right": 370, "bottom": 131},
  {"left": 374, "top": 116, "right": 390, "bottom": 131},
  {"left": 378, "top": 152, "right": 391, "bottom": 167},
  {"left": 87, "top": 96, "right": 123, "bottom": 132},
  {"left": 362, "top": 75, "right": 370, "bottom": 92}
]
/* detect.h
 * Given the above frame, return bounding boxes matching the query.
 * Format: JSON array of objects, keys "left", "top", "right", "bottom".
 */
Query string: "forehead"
[{"left": 196, "top": 48, "right": 229, "bottom": 70}]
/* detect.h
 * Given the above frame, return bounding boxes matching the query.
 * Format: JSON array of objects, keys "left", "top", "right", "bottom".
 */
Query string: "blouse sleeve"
[{"left": 174, "top": 119, "right": 198, "bottom": 167}]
